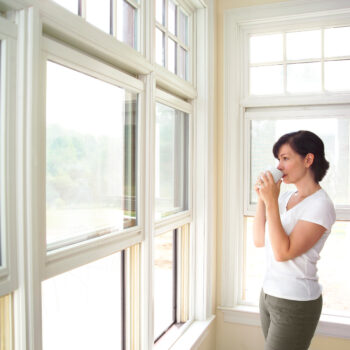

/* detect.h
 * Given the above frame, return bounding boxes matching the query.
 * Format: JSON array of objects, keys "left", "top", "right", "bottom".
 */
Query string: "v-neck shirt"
[{"left": 263, "top": 188, "right": 336, "bottom": 301}]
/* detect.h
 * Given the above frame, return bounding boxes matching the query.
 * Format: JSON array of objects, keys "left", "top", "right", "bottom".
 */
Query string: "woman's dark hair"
[{"left": 272, "top": 130, "right": 329, "bottom": 183}]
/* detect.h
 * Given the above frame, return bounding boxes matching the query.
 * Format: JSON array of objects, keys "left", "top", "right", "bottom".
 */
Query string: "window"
[{"left": 155, "top": 0, "right": 191, "bottom": 81}]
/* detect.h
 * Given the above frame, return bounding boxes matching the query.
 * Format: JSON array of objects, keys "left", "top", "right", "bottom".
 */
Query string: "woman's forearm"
[{"left": 253, "top": 198, "right": 266, "bottom": 247}]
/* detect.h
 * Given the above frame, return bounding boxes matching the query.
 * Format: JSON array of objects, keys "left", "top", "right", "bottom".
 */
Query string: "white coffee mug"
[{"left": 264, "top": 166, "right": 283, "bottom": 183}]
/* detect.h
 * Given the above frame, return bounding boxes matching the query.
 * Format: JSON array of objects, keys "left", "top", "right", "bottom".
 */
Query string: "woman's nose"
[{"left": 277, "top": 163, "right": 283, "bottom": 170}]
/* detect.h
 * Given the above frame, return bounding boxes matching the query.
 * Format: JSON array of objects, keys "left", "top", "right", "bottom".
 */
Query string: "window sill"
[{"left": 218, "top": 305, "right": 350, "bottom": 339}]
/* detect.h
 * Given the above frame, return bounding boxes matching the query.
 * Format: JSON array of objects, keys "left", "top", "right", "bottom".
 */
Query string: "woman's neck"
[{"left": 295, "top": 181, "right": 321, "bottom": 198}]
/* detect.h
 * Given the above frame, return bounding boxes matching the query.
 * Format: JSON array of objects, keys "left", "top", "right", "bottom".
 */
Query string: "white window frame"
[{"left": 222, "top": 0, "right": 350, "bottom": 340}]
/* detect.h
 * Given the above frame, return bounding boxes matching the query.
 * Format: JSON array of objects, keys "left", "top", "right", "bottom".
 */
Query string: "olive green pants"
[{"left": 259, "top": 290, "right": 322, "bottom": 350}]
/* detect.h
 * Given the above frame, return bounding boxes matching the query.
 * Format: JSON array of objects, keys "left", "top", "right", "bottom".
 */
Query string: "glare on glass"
[
  {"left": 325, "top": 60, "right": 350, "bottom": 92},
  {"left": 250, "top": 34, "right": 283, "bottom": 64},
  {"left": 42, "top": 252, "right": 123, "bottom": 350},
  {"left": 287, "top": 62, "right": 321, "bottom": 93},
  {"left": 155, "top": 104, "right": 189, "bottom": 220},
  {"left": 154, "top": 231, "right": 175, "bottom": 340},
  {"left": 325, "top": 27, "right": 350, "bottom": 58},
  {"left": 286, "top": 30, "right": 321, "bottom": 60},
  {"left": 156, "top": 28, "right": 165, "bottom": 66},
  {"left": 85, "top": 0, "right": 111, "bottom": 34},
  {"left": 178, "top": 47, "right": 188, "bottom": 80},
  {"left": 168, "top": 38, "right": 176, "bottom": 74},
  {"left": 53, "top": 0, "right": 79, "bottom": 14},
  {"left": 168, "top": 0, "right": 177, "bottom": 35},
  {"left": 156, "top": 0, "right": 165, "bottom": 25},
  {"left": 250, "top": 118, "right": 350, "bottom": 206},
  {"left": 117, "top": 0, "right": 137, "bottom": 49},
  {"left": 46, "top": 61, "right": 138, "bottom": 246},
  {"left": 179, "top": 10, "right": 188, "bottom": 46},
  {"left": 250, "top": 65, "right": 284, "bottom": 95}
]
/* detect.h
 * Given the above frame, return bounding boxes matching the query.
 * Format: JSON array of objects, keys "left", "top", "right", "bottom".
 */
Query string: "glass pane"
[
  {"left": 156, "top": 0, "right": 165, "bottom": 25},
  {"left": 85, "top": 0, "right": 111, "bottom": 34},
  {"left": 155, "top": 104, "right": 189, "bottom": 220},
  {"left": 286, "top": 30, "right": 321, "bottom": 60},
  {"left": 53, "top": 0, "right": 79, "bottom": 14},
  {"left": 250, "top": 34, "right": 283, "bottom": 64},
  {"left": 325, "top": 60, "right": 350, "bottom": 92},
  {"left": 46, "top": 62, "right": 138, "bottom": 246},
  {"left": 117, "top": 0, "right": 137, "bottom": 49},
  {"left": 250, "top": 118, "right": 350, "bottom": 206},
  {"left": 325, "top": 27, "right": 350, "bottom": 58},
  {"left": 156, "top": 28, "right": 165, "bottom": 66},
  {"left": 0, "top": 294, "right": 12, "bottom": 350},
  {"left": 287, "top": 62, "right": 321, "bottom": 93},
  {"left": 168, "top": 0, "right": 177, "bottom": 35},
  {"left": 168, "top": 38, "right": 176, "bottom": 74},
  {"left": 42, "top": 252, "right": 123, "bottom": 350},
  {"left": 154, "top": 231, "right": 175, "bottom": 340},
  {"left": 319, "top": 221, "right": 350, "bottom": 316},
  {"left": 178, "top": 47, "right": 188, "bottom": 80},
  {"left": 250, "top": 65, "right": 283, "bottom": 95},
  {"left": 179, "top": 10, "right": 188, "bottom": 46}
]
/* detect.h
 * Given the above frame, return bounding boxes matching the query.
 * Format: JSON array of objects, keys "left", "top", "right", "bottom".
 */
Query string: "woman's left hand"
[{"left": 258, "top": 171, "right": 282, "bottom": 207}]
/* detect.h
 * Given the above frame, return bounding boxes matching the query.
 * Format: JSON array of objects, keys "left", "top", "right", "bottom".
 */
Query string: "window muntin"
[
  {"left": 155, "top": 103, "right": 189, "bottom": 220},
  {"left": 249, "top": 26, "right": 350, "bottom": 95},
  {"left": 42, "top": 251, "right": 124, "bottom": 350},
  {"left": 46, "top": 61, "right": 138, "bottom": 249}
]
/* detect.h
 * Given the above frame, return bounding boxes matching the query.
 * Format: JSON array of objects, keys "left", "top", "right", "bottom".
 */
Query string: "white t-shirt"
[{"left": 263, "top": 188, "right": 336, "bottom": 301}]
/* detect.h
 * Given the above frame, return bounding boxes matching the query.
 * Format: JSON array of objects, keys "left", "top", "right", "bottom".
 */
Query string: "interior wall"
[{"left": 214, "top": 1, "right": 350, "bottom": 350}]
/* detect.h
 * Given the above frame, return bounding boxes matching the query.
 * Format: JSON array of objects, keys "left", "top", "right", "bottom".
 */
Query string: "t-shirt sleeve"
[{"left": 299, "top": 199, "right": 336, "bottom": 231}]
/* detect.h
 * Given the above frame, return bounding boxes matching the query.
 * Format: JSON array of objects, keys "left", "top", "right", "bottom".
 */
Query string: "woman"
[{"left": 253, "top": 130, "right": 336, "bottom": 350}]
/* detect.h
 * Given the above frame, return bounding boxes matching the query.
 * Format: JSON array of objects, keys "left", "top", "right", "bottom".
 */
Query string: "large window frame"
[{"left": 222, "top": 0, "right": 350, "bottom": 340}]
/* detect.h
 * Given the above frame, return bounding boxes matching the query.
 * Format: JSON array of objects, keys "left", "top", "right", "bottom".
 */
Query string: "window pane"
[
  {"left": 0, "top": 294, "right": 12, "bottom": 350},
  {"left": 85, "top": 0, "right": 111, "bottom": 34},
  {"left": 53, "top": 0, "right": 79, "bottom": 14},
  {"left": 286, "top": 30, "right": 321, "bottom": 60},
  {"left": 179, "top": 10, "right": 188, "bottom": 46},
  {"left": 154, "top": 231, "right": 175, "bottom": 340},
  {"left": 325, "top": 27, "right": 350, "bottom": 58},
  {"left": 156, "top": 28, "right": 165, "bottom": 66},
  {"left": 156, "top": 0, "right": 165, "bottom": 25},
  {"left": 319, "top": 221, "right": 350, "bottom": 316},
  {"left": 117, "top": 0, "right": 138, "bottom": 49},
  {"left": 155, "top": 104, "right": 189, "bottom": 220},
  {"left": 178, "top": 47, "right": 188, "bottom": 80},
  {"left": 325, "top": 60, "right": 350, "bottom": 92},
  {"left": 250, "top": 118, "right": 350, "bottom": 206},
  {"left": 46, "top": 62, "right": 138, "bottom": 247},
  {"left": 168, "top": 38, "right": 176, "bottom": 74},
  {"left": 168, "top": 0, "right": 177, "bottom": 35},
  {"left": 250, "top": 34, "right": 283, "bottom": 64},
  {"left": 287, "top": 62, "right": 321, "bottom": 93},
  {"left": 42, "top": 252, "right": 123, "bottom": 350},
  {"left": 250, "top": 65, "right": 283, "bottom": 95}
]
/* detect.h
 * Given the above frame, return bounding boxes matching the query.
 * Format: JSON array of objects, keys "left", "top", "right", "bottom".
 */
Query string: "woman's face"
[{"left": 276, "top": 143, "right": 309, "bottom": 184}]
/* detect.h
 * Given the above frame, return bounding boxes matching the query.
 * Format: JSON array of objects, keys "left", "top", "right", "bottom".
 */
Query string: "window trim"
[{"left": 223, "top": 0, "right": 350, "bottom": 339}]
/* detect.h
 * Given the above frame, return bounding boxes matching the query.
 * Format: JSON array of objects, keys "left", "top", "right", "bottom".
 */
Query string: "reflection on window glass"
[
  {"left": 286, "top": 30, "right": 321, "bottom": 60},
  {"left": 324, "top": 27, "right": 350, "bottom": 58},
  {"left": 42, "top": 252, "right": 123, "bottom": 350},
  {"left": 46, "top": 61, "right": 138, "bottom": 247},
  {"left": 53, "top": 0, "right": 79, "bottom": 14},
  {"left": 154, "top": 231, "right": 175, "bottom": 341},
  {"left": 168, "top": 38, "right": 176, "bottom": 73},
  {"left": 250, "top": 118, "right": 350, "bottom": 206},
  {"left": 179, "top": 10, "right": 188, "bottom": 46},
  {"left": 250, "top": 65, "right": 284, "bottom": 95},
  {"left": 178, "top": 47, "right": 188, "bottom": 80},
  {"left": 168, "top": 0, "right": 177, "bottom": 35},
  {"left": 325, "top": 60, "right": 350, "bottom": 91},
  {"left": 250, "top": 34, "right": 283, "bottom": 64},
  {"left": 85, "top": 0, "right": 111, "bottom": 34},
  {"left": 0, "top": 294, "right": 12, "bottom": 350},
  {"left": 156, "top": 28, "right": 165, "bottom": 66},
  {"left": 287, "top": 62, "right": 322, "bottom": 93},
  {"left": 155, "top": 104, "right": 189, "bottom": 220},
  {"left": 156, "top": 0, "right": 165, "bottom": 25},
  {"left": 117, "top": 0, "right": 138, "bottom": 49}
]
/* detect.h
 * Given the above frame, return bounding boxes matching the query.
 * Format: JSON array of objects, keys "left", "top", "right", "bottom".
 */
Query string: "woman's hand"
[{"left": 257, "top": 171, "right": 282, "bottom": 207}]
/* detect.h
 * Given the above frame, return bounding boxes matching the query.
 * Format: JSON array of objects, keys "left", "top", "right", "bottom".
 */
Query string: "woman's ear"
[{"left": 305, "top": 153, "right": 315, "bottom": 167}]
